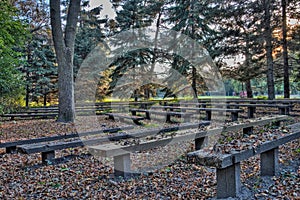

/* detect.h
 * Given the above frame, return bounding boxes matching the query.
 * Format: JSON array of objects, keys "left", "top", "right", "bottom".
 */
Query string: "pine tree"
[
  {"left": 162, "top": 0, "right": 221, "bottom": 98},
  {"left": 16, "top": 0, "right": 57, "bottom": 106},
  {"left": 108, "top": 0, "right": 164, "bottom": 100},
  {"left": 216, "top": 0, "right": 267, "bottom": 98}
]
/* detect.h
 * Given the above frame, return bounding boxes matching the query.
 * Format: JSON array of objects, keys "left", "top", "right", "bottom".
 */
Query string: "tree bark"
[
  {"left": 244, "top": 35, "right": 253, "bottom": 98},
  {"left": 264, "top": 0, "right": 275, "bottom": 100},
  {"left": 245, "top": 80, "right": 253, "bottom": 98},
  {"left": 282, "top": 0, "right": 290, "bottom": 98},
  {"left": 50, "top": 0, "right": 81, "bottom": 122}
]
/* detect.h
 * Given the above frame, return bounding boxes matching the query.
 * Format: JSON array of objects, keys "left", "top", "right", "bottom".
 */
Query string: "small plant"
[{"left": 226, "top": 136, "right": 233, "bottom": 142}]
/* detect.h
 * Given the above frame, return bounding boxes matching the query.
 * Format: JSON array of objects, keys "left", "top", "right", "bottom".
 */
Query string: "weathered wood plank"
[
  {"left": 17, "top": 121, "right": 210, "bottom": 154},
  {"left": 1, "top": 126, "right": 133, "bottom": 149}
]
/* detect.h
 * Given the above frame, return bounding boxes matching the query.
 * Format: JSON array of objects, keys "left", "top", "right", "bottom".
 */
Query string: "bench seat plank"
[
  {"left": 17, "top": 121, "right": 211, "bottom": 154},
  {"left": 89, "top": 115, "right": 286, "bottom": 158},
  {"left": 188, "top": 130, "right": 300, "bottom": 168},
  {"left": 2, "top": 126, "right": 133, "bottom": 153}
]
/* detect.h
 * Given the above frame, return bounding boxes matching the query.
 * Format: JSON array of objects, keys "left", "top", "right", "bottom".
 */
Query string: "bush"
[{"left": 0, "top": 93, "right": 25, "bottom": 114}]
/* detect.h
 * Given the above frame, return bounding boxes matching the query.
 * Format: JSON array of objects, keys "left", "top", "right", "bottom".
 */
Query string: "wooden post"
[
  {"left": 248, "top": 106, "right": 255, "bottom": 118},
  {"left": 231, "top": 112, "right": 238, "bottom": 121},
  {"left": 216, "top": 163, "right": 241, "bottom": 198},
  {"left": 42, "top": 151, "right": 55, "bottom": 164},
  {"left": 131, "top": 110, "right": 137, "bottom": 116},
  {"left": 195, "top": 137, "right": 208, "bottom": 150},
  {"left": 166, "top": 113, "right": 171, "bottom": 123},
  {"left": 6, "top": 146, "right": 17, "bottom": 154},
  {"left": 114, "top": 153, "right": 131, "bottom": 178},
  {"left": 278, "top": 107, "right": 286, "bottom": 115},
  {"left": 261, "top": 148, "right": 279, "bottom": 176},
  {"left": 145, "top": 111, "right": 150, "bottom": 120},
  {"left": 206, "top": 111, "right": 211, "bottom": 120},
  {"left": 243, "top": 126, "right": 253, "bottom": 135}
]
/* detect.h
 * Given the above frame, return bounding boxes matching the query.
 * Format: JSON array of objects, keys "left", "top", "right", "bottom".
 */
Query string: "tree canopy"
[{"left": 0, "top": 0, "right": 28, "bottom": 113}]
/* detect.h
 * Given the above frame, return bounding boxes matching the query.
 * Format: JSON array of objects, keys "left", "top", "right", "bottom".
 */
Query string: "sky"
[{"left": 89, "top": 0, "right": 116, "bottom": 18}]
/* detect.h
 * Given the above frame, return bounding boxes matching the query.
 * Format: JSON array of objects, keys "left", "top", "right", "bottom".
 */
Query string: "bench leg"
[
  {"left": 243, "top": 126, "right": 253, "bottom": 135},
  {"left": 42, "top": 151, "right": 55, "bottom": 164},
  {"left": 206, "top": 111, "right": 211, "bottom": 120},
  {"left": 166, "top": 114, "right": 171, "bottom": 123},
  {"left": 114, "top": 153, "right": 131, "bottom": 178},
  {"left": 260, "top": 148, "right": 278, "bottom": 176},
  {"left": 248, "top": 107, "right": 255, "bottom": 118},
  {"left": 6, "top": 146, "right": 16, "bottom": 153},
  {"left": 145, "top": 112, "right": 150, "bottom": 120},
  {"left": 195, "top": 137, "right": 208, "bottom": 150},
  {"left": 216, "top": 163, "right": 241, "bottom": 199},
  {"left": 279, "top": 108, "right": 286, "bottom": 115},
  {"left": 231, "top": 112, "right": 238, "bottom": 121}
]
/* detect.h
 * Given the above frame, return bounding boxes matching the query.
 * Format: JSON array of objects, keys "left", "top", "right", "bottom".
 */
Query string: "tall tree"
[
  {"left": 216, "top": 0, "right": 266, "bottom": 98},
  {"left": 50, "top": 0, "right": 81, "bottom": 122},
  {"left": 164, "top": 0, "right": 220, "bottom": 97},
  {"left": 108, "top": 0, "right": 164, "bottom": 100},
  {"left": 15, "top": 0, "right": 57, "bottom": 107},
  {"left": 263, "top": 0, "right": 276, "bottom": 99},
  {"left": 282, "top": 0, "right": 289, "bottom": 98}
]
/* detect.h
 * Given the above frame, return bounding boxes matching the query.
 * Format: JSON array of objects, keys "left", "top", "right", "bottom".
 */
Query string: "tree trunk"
[
  {"left": 50, "top": 0, "right": 81, "bottom": 122},
  {"left": 192, "top": 66, "right": 198, "bottom": 98},
  {"left": 25, "top": 71, "right": 30, "bottom": 108},
  {"left": 282, "top": 0, "right": 290, "bottom": 98},
  {"left": 264, "top": 0, "right": 275, "bottom": 100},
  {"left": 43, "top": 92, "right": 47, "bottom": 106},
  {"left": 245, "top": 80, "right": 253, "bottom": 98},
  {"left": 244, "top": 35, "right": 253, "bottom": 98},
  {"left": 190, "top": 0, "right": 198, "bottom": 99}
]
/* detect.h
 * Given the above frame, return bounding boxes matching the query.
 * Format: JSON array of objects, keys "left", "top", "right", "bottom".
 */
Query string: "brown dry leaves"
[{"left": 0, "top": 115, "right": 299, "bottom": 199}]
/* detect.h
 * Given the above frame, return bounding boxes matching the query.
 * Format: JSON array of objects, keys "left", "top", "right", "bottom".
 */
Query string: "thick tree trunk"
[
  {"left": 264, "top": 0, "right": 275, "bottom": 100},
  {"left": 282, "top": 0, "right": 290, "bottom": 98},
  {"left": 50, "top": 0, "right": 80, "bottom": 122}
]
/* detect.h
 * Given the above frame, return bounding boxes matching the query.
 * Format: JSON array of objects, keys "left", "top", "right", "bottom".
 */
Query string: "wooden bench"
[
  {"left": 0, "top": 113, "right": 58, "bottom": 120},
  {"left": 87, "top": 115, "right": 286, "bottom": 178},
  {"left": 165, "top": 102, "right": 292, "bottom": 118},
  {"left": 187, "top": 122, "right": 299, "bottom": 199},
  {"left": 150, "top": 106, "right": 243, "bottom": 121},
  {"left": 105, "top": 113, "right": 144, "bottom": 125},
  {"left": 1, "top": 126, "right": 134, "bottom": 154},
  {"left": 16, "top": 121, "right": 210, "bottom": 165},
  {"left": 130, "top": 109, "right": 194, "bottom": 123}
]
